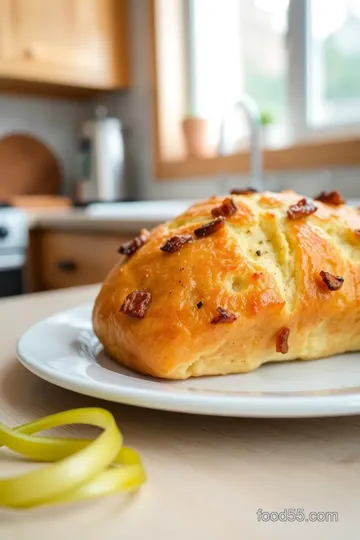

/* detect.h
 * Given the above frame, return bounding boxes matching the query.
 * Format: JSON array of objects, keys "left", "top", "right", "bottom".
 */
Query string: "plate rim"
[{"left": 16, "top": 302, "right": 360, "bottom": 418}]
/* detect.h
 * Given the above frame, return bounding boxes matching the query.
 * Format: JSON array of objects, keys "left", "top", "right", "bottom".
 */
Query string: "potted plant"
[
  {"left": 260, "top": 110, "right": 274, "bottom": 127},
  {"left": 181, "top": 112, "right": 210, "bottom": 159},
  {"left": 260, "top": 110, "right": 275, "bottom": 146}
]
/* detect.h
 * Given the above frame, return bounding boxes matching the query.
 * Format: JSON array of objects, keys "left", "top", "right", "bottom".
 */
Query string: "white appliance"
[
  {"left": 75, "top": 107, "right": 128, "bottom": 204},
  {"left": 0, "top": 206, "right": 28, "bottom": 298}
]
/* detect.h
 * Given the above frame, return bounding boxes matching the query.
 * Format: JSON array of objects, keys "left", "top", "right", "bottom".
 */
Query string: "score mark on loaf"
[{"left": 93, "top": 189, "right": 359, "bottom": 380}]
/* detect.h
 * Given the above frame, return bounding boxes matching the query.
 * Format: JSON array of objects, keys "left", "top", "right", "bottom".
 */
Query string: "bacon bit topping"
[
  {"left": 319, "top": 270, "right": 344, "bottom": 291},
  {"left": 287, "top": 198, "right": 318, "bottom": 220},
  {"left": 194, "top": 217, "right": 225, "bottom": 238},
  {"left": 252, "top": 272, "right": 263, "bottom": 280},
  {"left": 197, "top": 301, "right": 203, "bottom": 309},
  {"left": 160, "top": 234, "right": 192, "bottom": 253},
  {"left": 315, "top": 191, "right": 345, "bottom": 206},
  {"left": 211, "top": 307, "right": 237, "bottom": 324},
  {"left": 230, "top": 188, "right": 258, "bottom": 195},
  {"left": 276, "top": 327, "right": 290, "bottom": 354},
  {"left": 120, "top": 290, "right": 151, "bottom": 319},
  {"left": 211, "top": 197, "right": 237, "bottom": 218},
  {"left": 119, "top": 229, "right": 150, "bottom": 256}
]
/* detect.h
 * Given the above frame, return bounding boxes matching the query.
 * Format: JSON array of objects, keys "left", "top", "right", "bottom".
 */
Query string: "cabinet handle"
[
  {"left": 57, "top": 260, "right": 77, "bottom": 272},
  {"left": 23, "top": 47, "right": 34, "bottom": 60}
]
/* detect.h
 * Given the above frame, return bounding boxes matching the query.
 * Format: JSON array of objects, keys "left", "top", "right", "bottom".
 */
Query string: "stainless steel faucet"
[{"left": 218, "top": 95, "right": 263, "bottom": 191}]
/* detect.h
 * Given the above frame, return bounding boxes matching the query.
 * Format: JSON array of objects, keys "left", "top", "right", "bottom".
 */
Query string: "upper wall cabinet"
[{"left": 0, "top": 0, "right": 129, "bottom": 93}]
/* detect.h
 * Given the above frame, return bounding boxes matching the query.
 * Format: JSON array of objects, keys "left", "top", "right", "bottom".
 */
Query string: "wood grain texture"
[
  {"left": 155, "top": 138, "right": 360, "bottom": 179},
  {"left": 10, "top": 195, "right": 71, "bottom": 208},
  {"left": 0, "top": 133, "right": 61, "bottom": 199},
  {"left": 0, "top": 0, "right": 129, "bottom": 92},
  {"left": 0, "top": 77, "right": 105, "bottom": 99},
  {"left": 28, "top": 229, "right": 131, "bottom": 292},
  {"left": 0, "top": 286, "right": 359, "bottom": 539}
]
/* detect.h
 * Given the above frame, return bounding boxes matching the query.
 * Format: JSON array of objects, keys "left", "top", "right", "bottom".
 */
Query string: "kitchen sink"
[{"left": 85, "top": 200, "right": 200, "bottom": 222}]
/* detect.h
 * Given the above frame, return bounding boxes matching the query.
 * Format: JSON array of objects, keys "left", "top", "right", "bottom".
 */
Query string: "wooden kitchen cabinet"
[
  {"left": 28, "top": 229, "right": 131, "bottom": 292},
  {"left": 0, "top": 0, "right": 129, "bottom": 92}
]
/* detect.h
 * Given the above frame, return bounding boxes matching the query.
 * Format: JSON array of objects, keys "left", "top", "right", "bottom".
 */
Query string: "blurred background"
[{"left": 1, "top": 0, "right": 360, "bottom": 297}]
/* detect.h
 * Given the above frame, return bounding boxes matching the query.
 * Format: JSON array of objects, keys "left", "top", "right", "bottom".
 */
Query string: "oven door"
[{"left": 0, "top": 253, "right": 25, "bottom": 298}]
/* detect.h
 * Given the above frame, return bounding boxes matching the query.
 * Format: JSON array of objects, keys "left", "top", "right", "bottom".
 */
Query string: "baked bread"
[{"left": 93, "top": 189, "right": 360, "bottom": 379}]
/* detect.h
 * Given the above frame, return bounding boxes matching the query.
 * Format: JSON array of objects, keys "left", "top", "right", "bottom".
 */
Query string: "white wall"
[{"left": 0, "top": 94, "right": 88, "bottom": 195}]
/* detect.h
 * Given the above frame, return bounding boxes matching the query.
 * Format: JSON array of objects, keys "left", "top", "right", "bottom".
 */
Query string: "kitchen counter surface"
[
  {"left": 22, "top": 197, "right": 360, "bottom": 235},
  {"left": 24, "top": 199, "right": 198, "bottom": 234},
  {"left": 25, "top": 209, "right": 162, "bottom": 235},
  {"left": 1, "top": 286, "right": 359, "bottom": 539}
]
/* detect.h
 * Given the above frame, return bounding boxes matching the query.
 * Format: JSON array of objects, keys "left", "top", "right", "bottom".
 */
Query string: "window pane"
[
  {"left": 309, "top": 0, "right": 360, "bottom": 126},
  {"left": 190, "top": 0, "right": 289, "bottom": 149},
  {"left": 242, "top": 0, "right": 289, "bottom": 125}
]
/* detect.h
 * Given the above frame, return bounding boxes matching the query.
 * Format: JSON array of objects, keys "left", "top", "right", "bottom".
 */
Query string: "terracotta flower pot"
[{"left": 181, "top": 117, "right": 210, "bottom": 158}]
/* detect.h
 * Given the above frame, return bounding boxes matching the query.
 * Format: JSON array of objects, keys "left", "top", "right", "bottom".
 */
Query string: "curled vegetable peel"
[{"left": 0, "top": 407, "right": 146, "bottom": 509}]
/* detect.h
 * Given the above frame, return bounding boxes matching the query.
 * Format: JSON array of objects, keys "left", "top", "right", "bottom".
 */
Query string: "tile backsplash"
[
  {"left": 1, "top": 90, "right": 359, "bottom": 202},
  {"left": 264, "top": 167, "right": 359, "bottom": 199},
  {"left": 137, "top": 166, "right": 360, "bottom": 201}
]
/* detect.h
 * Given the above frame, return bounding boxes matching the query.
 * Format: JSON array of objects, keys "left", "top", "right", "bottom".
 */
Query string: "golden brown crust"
[{"left": 93, "top": 190, "right": 360, "bottom": 379}]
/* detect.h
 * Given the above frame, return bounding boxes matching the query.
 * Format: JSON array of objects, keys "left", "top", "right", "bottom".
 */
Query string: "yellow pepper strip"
[{"left": 0, "top": 407, "right": 146, "bottom": 509}]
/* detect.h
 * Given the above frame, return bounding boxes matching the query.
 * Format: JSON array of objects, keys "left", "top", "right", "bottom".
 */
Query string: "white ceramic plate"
[{"left": 17, "top": 303, "right": 360, "bottom": 418}]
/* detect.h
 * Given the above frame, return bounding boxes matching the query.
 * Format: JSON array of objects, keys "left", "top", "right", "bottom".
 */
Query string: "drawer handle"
[
  {"left": 23, "top": 46, "right": 34, "bottom": 60},
  {"left": 57, "top": 259, "right": 77, "bottom": 272}
]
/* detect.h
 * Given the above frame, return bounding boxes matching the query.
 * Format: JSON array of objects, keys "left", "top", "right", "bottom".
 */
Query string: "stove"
[{"left": 0, "top": 206, "right": 28, "bottom": 298}]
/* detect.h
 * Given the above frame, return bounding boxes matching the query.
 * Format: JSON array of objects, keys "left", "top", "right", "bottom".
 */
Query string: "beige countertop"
[
  {"left": 24, "top": 199, "right": 198, "bottom": 234},
  {"left": 0, "top": 286, "right": 359, "bottom": 539}
]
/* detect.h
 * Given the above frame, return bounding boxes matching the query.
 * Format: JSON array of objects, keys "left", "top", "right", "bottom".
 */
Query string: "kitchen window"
[
  {"left": 307, "top": 0, "right": 360, "bottom": 129},
  {"left": 151, "top": 0, "right": 360, "bottom": 178},
  {"left": 185, "top": 0, "right": 360, "bottom": 152}
]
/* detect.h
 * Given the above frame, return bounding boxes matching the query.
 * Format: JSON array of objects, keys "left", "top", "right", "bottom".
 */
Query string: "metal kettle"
[{"left": 75, "top": 106, "right": 128, "bottom": 203}]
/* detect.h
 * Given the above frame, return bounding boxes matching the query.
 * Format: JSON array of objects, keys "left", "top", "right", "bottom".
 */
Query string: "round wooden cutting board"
[{"left": 0, "top": 133, "right": 61, "bottom": 200}]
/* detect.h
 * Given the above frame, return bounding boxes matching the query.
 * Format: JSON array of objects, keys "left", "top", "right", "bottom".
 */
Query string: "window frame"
[
  {"left": 187, "top": 0, "right": 360, "bottom": 147},
  {"left": 289, "top": 0, "right": 360, "bottom": 142},
  {"left": 150, "top": 0, "right": 360, "bottom": 181}
]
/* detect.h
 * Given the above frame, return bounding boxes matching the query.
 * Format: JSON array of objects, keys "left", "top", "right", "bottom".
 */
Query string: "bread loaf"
[{"left": 93, "top": 190, "right": 360, "bottom": 379}]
